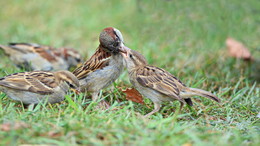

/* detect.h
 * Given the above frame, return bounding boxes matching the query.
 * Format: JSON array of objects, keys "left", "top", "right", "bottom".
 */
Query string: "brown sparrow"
[
  {"left": 0, "top": 43, "right": 82, "bottom": 71},
  {"left": 73, "top": 27, "right": 129, "bottom": 105},
  {"left": 0, "top": 70, "right": 79, "bottom": 105},
  {"left": 120, "top": 49, "right": 221, "bottom": 117}
]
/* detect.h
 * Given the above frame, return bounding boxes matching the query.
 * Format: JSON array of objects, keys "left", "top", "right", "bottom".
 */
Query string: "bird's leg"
[
  {"left": 92, "top": 91, "right": 110, "bottom": 109},
  {"left": 173, "top": 101, "right": 185, "bottom": 116},
  {"left": 144, "top": 102, "right": 161, "bottom": 117},
  {"left": 28, "top": 103, "right": 36, "bottom": 111},
  {"left": 179, "top": 101, "right": 184, "bottom": 112},
  {"left": 92, "top": 92, "right": 99, "bottom": 102}
]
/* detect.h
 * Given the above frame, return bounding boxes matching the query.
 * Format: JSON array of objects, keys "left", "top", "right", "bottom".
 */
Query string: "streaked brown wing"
[
  {"left": 9, "top": 43, "right": 40, "bottom": 48},
  {"left": 2, "top": 43, "right": 36, "bottom": 54},
  {"left": 32, "top": 46, "right": 57, "bottom": 62},
  {"left": 73, "top": 47, "right": 111, "bottom": 79},
  {"left": 9, "top": 43, "right": 57, "bottom": 62},
  {"left": 0, "top": 71, "right": 57, "bottom": 94},
  {"left": 135, "top": 66, "right": 185, "bottom": 101}
]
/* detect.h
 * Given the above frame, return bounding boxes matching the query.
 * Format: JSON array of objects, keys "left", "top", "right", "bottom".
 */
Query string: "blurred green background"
[
  {"left": 0, "top": 0, "right": 259, "bottom": 145},
  {"left": 0, "top": 0, "right": 259, "bottom": 81}
]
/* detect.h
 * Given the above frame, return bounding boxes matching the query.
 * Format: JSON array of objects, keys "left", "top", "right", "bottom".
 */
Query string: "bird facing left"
[{"left": 0, "top": 70, "right": 79, "bottom": 106}]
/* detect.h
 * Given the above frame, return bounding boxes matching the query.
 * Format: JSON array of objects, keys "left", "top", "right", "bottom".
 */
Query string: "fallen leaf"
[
  {"left": 0, "top": 122, "right": 29, "bottom": 131},
  {"left": 226, "top": 37, "right": 253, "bottom": 61},
  {"left": 122, "top": 88, "right": 144, "bottom": 104}
]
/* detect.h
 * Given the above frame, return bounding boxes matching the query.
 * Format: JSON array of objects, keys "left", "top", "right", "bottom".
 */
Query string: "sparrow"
[
  {"left": 73, "top": 27, "right": 129, "bottom": 106},
  {"left": 0, "top": 43, "right": 82, "bottom": 71},
  {"left": 120, "top": 49, "right": 221, "bottom": 117},
  {"left": 0, "top": 70, "right": 79, "bottom": 105}
]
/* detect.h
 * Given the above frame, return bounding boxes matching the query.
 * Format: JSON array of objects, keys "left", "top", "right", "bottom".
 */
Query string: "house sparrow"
[
  {"left": 73, "top": 27, "right": 129, "bottom": 107},
  {"left": 0, "top": 43, "right": 82, "bottom": 71},
  {"left": 0, "top": 70, "right": 79, "bottom": 105},
  {"left": 120, "top": 49, "right": 221, "bottom": 117}
]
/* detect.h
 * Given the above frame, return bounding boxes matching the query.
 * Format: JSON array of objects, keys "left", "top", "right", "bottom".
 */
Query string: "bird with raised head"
[
  {"left": 0, "top": 70, "right": 79, "bottom": 106},
  {"left": 0, "top": 43, "right": 82, "bottom": 71},
  {"left": 120, "top": 49, "right": 221, "bottom": 117},
  {"left": 73, "top": 27, "right": 129, "bottom": 107}
]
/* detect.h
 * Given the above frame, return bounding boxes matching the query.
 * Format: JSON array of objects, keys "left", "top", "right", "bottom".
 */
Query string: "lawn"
[{"left": 0, "top": 0, "right": 259, "bottom": 145}]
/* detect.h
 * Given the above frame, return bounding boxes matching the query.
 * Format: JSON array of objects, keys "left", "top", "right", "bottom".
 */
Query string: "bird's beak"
[
  {"left": 119, "top": 45, "right": 129, "bottom": 57},
  {"left": 76, "top": 62, "right": 82, "bottom": 68},
  {"left": 71, "top": 88, "right": 81, "bottom": 95},
  {"left": 75, "top": 89, "right": 81, "bottom": 95}
]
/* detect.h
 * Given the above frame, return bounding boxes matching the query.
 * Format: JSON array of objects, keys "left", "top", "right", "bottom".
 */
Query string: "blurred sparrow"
[
  {"left": 0, "top": 70, "right": 79, "bottom": 105},
  {"left": 0, "top": 43, "right": 82, "bottom": 71},
  {"left": 121, "top": 49, "right": 221, "bottom": 117},
  {"left": 73, "top": 27, "right": 128, "bottom": 106}
]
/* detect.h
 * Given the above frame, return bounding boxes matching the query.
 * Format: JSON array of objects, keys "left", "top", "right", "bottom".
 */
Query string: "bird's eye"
[
  {"left": 66, "top": 81, "right": 75, "bottom": 88},
  {"left": 113, "top": 38, "right": 120, "bottom": 47},
  {"left": 76, "top": 58, "right": 81, "bottom": 63},
  {"left": 69, "top": 83, "right": 75, "bottom": 88},
  {"left": 129, "top": 54, "right": 133, "bottom": 58}
]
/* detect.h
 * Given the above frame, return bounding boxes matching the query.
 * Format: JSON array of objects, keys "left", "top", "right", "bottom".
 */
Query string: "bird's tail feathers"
[
  {"left": 182, "top": 87, "right": 220, "bottom": 103},
  {"left": 0, "top": 45, "right": 13, "bottom": 54}
]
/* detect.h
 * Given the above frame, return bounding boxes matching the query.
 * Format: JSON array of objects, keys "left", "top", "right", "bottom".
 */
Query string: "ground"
[{"left": 0, "top": 0, "right": 259, "bottom": 145}]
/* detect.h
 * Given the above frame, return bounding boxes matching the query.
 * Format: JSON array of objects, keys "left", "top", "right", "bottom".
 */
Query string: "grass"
[{"left": 0, "top": 0, "right": 259, "bottom": 145}]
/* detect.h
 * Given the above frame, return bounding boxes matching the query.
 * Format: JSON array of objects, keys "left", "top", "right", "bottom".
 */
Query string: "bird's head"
[
  {"left": 120, "top": 48, "right": 148, "bottom": 70},
  {"left": 99, "top": 27, "right": 124, "bottom": 54},
  {"left": 54, "top": 70, "right": 80, "bottom": 90}
]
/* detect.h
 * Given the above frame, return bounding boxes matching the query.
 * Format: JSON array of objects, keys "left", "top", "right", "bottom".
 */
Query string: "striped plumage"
[
  {"left": 0, "top": 43, "right": 82, "bottom": 71},
  {"left": 72, "top": 27, "right": 129, "bottom": 107},
  {"left": 122, "top": 49, "right": 220, "bottom": 117},
  {"left": 0, "top": 71, "right": 79, "bottom": 105},
  {"left": 73, "top": 47, "right": 111, "bottom": 80}
]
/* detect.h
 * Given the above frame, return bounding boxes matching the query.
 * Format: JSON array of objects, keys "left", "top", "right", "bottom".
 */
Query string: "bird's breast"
[{"left": 79, "top": 60, "right": 124, "bottom": 92}]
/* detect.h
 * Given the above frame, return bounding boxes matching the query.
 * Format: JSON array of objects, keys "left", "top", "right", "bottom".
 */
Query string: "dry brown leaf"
[
  {"left": 122, "top": 88, "right": 144, "bottom": 104},
  {"left": 226, "top": 37, "right": 253, "bottom": 61},
  {"left": 0, "top": 122, "right": 29, "bottom": 131}
]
